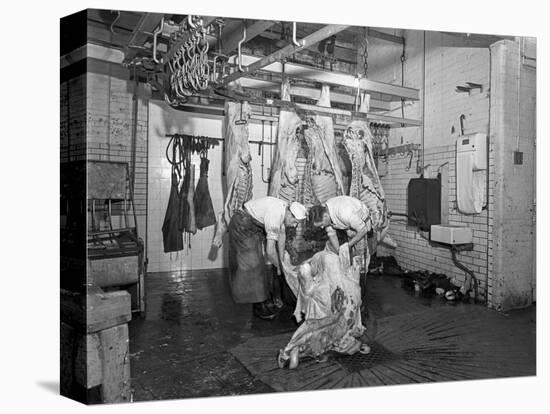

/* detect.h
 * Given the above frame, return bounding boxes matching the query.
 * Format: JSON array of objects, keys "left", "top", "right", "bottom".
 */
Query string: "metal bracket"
[
  {"left": 237, "top": 22, "right": 247, "bottom": 72},
  {"left": 455, "top": 82, "right": 483, "bottom": 94},
  {"left": 152, "top": 17, "right": 164, "bottom": 64},
  {"left": 292, "top": 22, "right": 304, "bottom": 47}
]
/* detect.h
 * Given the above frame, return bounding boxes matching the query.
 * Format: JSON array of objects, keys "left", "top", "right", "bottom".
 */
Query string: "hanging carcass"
[
  {"left": 211, "top": 100, "right": 253, "bottom": 249},
  {"left": 341, "top": 118, "right": 396, "bottom": 256}
]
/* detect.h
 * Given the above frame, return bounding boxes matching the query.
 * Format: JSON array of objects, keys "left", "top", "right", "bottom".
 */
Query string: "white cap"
[{"left": 289, "top": 202, "right": 307, "bottom": 220}]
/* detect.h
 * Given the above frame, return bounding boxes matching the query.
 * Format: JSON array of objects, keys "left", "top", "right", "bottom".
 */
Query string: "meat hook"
[
  {"left": 110, "top": 11, "right": 120, "bottom": 34},
  {"left": 237, "top": 22, "right": 247, "bottom": 72},
  {"left": 235, "top": 101, "right": 248, "bottom": 125},
  {"left": 152, "top": 17, "right": 164, "bottom": 64}
]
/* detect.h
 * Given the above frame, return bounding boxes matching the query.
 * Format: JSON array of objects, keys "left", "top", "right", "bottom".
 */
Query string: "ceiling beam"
[
  {"left": 228, "top": 54, "right": 419, "bottom": 101},
  {"left": 221, "top": 24, "right": 350, "bottom": 85},
  {"left": 172, "top": 94, "right": 420, "bottom": 128},
  {"left": 366, "top": 28, "right": 405, "bottom": 45},
  {"left": 439, "top": 32, "right": 515, "bottom": 48},
  {"left": 259, "top": 29, "right": 357, "bottom": 63},
  {"left": 221, "top": 20, "right": 276, "bottom": 55}
]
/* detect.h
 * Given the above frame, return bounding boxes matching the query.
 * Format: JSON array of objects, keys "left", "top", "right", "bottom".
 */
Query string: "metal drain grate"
[{"left": 334, "top": 341, "right": 400, "bottom": 373}]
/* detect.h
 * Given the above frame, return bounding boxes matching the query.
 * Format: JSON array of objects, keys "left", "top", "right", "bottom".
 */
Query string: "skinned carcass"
[
  {"left": 278, "top": 245, "right": 367, "bottom": 369},
  {"left": 310, "top": 84, "right": 345, "bottom": 203},
  {"left": 268, "top": 77, "right": 303, "bottom": 201},
  {"left": 342, "top": 119, "right": 396, "bottom": 254},
  {"left": 269, "top": 81, "right": 345, "bottom": 263},
  {"left": 211, "top": 100, "right": 253, "bottom": 248}
]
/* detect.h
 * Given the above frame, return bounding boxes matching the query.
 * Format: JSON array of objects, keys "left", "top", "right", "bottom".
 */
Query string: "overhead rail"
[{"left": 227, "top": 54, "right": 419, "bottom": 102}]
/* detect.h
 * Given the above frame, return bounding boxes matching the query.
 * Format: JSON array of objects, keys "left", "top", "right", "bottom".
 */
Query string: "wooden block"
[
  {"left": 88, "top": 256, "right": 139, "bottom": 288},
  {"left": 87, "top": 290, "right": 131, "bottom": 333},
  {"left": 99, "top": 324, "right": 131, "bottom": 403},
  {"left": 73, "top": 334, "right": 103, "bottom": 389},
  {"left": 62, "top": 289, "right": 131, "bottom": 333}
]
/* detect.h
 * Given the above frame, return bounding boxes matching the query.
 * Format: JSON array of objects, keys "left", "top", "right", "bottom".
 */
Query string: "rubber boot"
[{"left": 271, "top": 266, "right": 283, "bottom": 309}]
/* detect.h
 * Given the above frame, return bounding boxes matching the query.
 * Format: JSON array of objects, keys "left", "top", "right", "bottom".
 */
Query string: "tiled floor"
[{"left": 129, "top": 269, "right": 536, "bottom": 401}]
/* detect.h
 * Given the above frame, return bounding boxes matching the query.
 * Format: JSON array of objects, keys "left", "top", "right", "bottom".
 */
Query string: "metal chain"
[{"left": 362, "top": 40, "right": 369, "bottom": 77}]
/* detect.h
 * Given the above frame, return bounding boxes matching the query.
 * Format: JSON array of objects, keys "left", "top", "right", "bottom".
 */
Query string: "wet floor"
[{"left": 129, "top": 269, "right": 536, "bottom": 401}]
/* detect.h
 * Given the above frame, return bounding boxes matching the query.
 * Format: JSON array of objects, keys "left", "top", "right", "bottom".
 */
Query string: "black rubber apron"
[
  {"left": 227, "top": 210, "right": 270, "bottom": 303},
  {"left": 162, "top": 171, "right": 184, "bottom": 253},
  {"left": 194, "top": 157, "right": 217, "bottom": 229}
]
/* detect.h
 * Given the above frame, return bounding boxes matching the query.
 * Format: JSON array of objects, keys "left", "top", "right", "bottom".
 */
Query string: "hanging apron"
[
  {"left": 162, "top": 171, "right": 184, "bottom": 253},
  {"left": 227, "top": 210, "right": 270, "bottom": 304},
  {"left": 194, "top": 157, "right": 217, "bottom": 229}
]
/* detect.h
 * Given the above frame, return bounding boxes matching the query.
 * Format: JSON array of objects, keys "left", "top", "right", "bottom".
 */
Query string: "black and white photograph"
[
  {"left": 4, "top": 0, "right": 547, "bottom": 412},
  {"left": 58, "top": 3, "right": 540, "bottom": 405}
]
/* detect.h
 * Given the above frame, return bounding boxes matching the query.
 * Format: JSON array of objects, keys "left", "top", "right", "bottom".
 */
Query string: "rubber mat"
[{"left": 229, "top": 306, "right": 535, "bottom": 392}]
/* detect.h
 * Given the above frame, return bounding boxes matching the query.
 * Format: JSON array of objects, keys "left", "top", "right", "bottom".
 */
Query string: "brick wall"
[
  {"left": 85, "top": 68, "right": 150, "bottom": 240},
  {"left": 365, "top": 31, "right": 485, "bottom": 300},
  {"left": 60, "top": 74, "right": 87, "bottom": 163},
  {"left": 369, "top": 32, "right": 535, "bottom": 309},
  {"left": 370, "top": 30, "right": 493, "bottom": 299},
  {"left": 377, "top": 143, "right": 492, "bottom": 300}
]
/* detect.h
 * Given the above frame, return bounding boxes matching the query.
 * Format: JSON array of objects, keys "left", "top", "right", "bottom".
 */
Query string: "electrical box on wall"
[{"left": 407, "top": 178, "right": 441, "bottom": 231}]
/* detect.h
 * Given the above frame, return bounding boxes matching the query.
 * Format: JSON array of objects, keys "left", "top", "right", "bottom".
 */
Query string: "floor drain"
[{"left": 334, "top": 341, "right": 400, "bottom": 373}]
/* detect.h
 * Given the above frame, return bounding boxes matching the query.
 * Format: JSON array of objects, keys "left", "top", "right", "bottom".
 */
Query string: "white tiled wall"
[{"left": 146, "top": 101, "right": 271, "bottom": 272}]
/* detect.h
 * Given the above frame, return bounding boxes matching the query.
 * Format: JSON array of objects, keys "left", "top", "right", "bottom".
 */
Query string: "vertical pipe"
[
  {"left": 108, "top": 199, "right": 112, "bottom": 230},
  {"left": 130, "top": 76, "right": 139, "bottom": 194},
  {"left": 516, "top": 41, "right": 521, "bottom": 152},
  {"left": 144, "top": 99, "right": 150, "bottom": 274},
  {"left": 485, "top": 46, "right": 492, "bottom": 306},
  {"left": 420, "top": 31, "right": 426, "bottom": 176}
]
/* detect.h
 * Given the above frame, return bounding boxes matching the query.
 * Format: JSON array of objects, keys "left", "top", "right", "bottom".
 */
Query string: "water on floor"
[{"left": 129, "top": 269, "right": 536, "bottom": 401}]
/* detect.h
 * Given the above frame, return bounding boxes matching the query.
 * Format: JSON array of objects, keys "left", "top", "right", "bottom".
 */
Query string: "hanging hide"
[
  {"left": 268, "top": 76, "right": 302, "bottom": 200},
  {"left": 212, "top": 100, "right": 253, "bottom": 248},
  {"left": 194, "top": 157, "right": 217, "bottom": 230}
]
